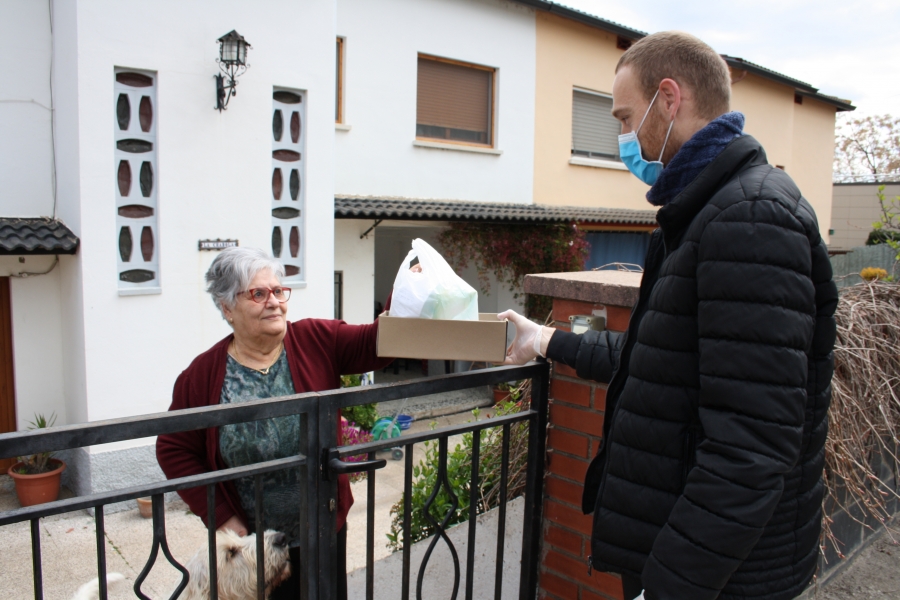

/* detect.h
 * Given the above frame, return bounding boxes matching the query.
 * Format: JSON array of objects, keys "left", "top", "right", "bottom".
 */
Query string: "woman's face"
[{"left": 222, "top": 268, "right": 289, "bottom": 342}]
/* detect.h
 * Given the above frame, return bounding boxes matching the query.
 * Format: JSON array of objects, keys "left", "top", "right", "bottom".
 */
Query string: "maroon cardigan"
[{"left": 156, "top": 317, "right": 393, "bottom": 532}]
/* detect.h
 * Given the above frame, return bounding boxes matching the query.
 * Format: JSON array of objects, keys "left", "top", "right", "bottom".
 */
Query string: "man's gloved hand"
[{"left": 498, "top": 309, "right": 552, "bottom": 365}]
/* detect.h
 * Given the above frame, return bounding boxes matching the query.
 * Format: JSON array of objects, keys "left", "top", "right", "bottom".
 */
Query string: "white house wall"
[
  {"left": 0, "top": 2, "right": 68, "bottom": 430},
  {"left": 334, "top": 220, "right": 376, "bottom": 324},
  {"left": 64, "top": 0, "right": 337, "bottom": 436},
  {"left": 335, "top": 0, "right": 536, "bottom": 203},
  {"left": 0, "top": 0, "right": 55, "bottom": 218}
]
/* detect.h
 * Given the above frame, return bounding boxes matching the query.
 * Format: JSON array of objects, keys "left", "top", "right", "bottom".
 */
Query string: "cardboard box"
[{"left": 376, "top": 312, "right": 509, "bottom": 363}]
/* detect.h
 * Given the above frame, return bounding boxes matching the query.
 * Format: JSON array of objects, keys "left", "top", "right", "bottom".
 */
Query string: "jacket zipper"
[{"left": 591, "top": 230, "right": 666, "bottom": 514}]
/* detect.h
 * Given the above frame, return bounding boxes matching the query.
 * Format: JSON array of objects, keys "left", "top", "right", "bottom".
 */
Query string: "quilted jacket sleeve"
[
  {"left": 546, "top": 328, "right": 625, "bottom": 384},
  {"left": 642, "top": 197, "right": 818, "bottom": 599}
]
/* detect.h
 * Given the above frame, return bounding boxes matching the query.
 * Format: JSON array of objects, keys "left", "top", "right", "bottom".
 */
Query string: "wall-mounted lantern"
[{"left": 215, "top": 30, "right": 251, "bottom": 111}]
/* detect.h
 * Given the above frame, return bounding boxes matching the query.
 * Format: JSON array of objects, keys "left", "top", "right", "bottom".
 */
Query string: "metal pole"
[{"left": 518, "top": 362, "right": 550, "bottom": 600}]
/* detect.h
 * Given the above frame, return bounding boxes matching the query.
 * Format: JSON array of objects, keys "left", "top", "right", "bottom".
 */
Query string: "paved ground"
[{"left": 802, "top": 528, "right": 900, "bottom": 600}]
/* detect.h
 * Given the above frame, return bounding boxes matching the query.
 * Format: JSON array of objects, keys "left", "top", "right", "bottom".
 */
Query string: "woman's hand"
[
  {"left": 410, "top": 264, "right": 422, "bottom": 273},
  {"left": 218, "top": 515, "right": 248, "bottom": 537}
]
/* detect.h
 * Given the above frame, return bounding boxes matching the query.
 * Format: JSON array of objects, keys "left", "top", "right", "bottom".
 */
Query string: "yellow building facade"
[{"left": 531, "top": 10, "right": 853, "bottom": 243}]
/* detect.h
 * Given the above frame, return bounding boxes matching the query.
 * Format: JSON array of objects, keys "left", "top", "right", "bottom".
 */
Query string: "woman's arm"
[
  {"left": 332, "top": 291, "right": 395, "bottom": 375},
  {"left": 333, "top": 320, "right": 394, "bottom": 375},
  {"left": 155, "top": 372, "right": 239, "bottom": 529}
]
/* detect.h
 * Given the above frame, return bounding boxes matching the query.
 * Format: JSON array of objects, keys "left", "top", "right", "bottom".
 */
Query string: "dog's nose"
[{"left": 273, "top": 533, "right": 287, "bottom": 548}]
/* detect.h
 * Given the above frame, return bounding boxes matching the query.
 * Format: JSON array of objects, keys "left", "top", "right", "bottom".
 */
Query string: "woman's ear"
[{"left": 221, "top": 302, "right": 234, "bottom": 324}]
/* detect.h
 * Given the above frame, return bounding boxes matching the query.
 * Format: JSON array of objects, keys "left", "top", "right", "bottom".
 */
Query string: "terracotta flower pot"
[
  {"left": 493, "top": 388, "right": 509, "bottom": 403},
  {"left": 7, "top": 459, "right": 66, "bottom": 507},
  {"left": 136, "top": 497, "right": 153, "bottom": 519}
]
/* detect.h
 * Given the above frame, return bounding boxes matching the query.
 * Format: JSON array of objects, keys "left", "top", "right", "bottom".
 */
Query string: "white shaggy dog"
[{"left": 72, "top": 529, "right": 291, "bottom": 600}]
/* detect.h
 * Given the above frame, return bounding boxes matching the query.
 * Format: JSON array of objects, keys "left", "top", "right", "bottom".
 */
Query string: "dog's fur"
[
  {"left": 70, "top": 573, "right": 127, "bottom": 600},
  {"left": 71, "top": 529, "right": 291, "bottom": 600}
]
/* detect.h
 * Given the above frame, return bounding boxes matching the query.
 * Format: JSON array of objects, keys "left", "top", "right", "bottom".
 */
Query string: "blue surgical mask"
[{"left": 618, "top": 89, "right": 675, "bottom": 186}]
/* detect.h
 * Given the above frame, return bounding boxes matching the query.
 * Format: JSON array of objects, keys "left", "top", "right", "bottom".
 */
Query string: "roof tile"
[
  {"left": 0, "top": 218, "right": 79, "bottom": 255},
  {"left": 335, "top": 196, "right": 658, "bottom": 225}
]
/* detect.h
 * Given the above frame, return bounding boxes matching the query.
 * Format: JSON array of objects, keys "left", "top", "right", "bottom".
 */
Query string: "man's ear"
[{"left": 658, "top": 78, "right": 681, "bottom": 121}]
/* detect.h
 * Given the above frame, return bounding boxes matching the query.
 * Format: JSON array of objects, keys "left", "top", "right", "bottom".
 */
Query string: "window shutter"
[
  {"left": 417, "top": 57, "right": 492, "bottom": 145},
  {"left": 572, "top": 91, "right": 620, "bottom": 160}
]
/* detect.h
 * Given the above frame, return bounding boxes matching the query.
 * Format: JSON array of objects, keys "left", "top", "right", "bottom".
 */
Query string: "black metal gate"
[{"left": 0, "top": 362, "right": 549, "bottom": 599}]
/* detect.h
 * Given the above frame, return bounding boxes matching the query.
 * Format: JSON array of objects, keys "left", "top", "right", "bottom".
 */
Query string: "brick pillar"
[{"left": 524, "top": 271, "right": 641, "bottom": 600}]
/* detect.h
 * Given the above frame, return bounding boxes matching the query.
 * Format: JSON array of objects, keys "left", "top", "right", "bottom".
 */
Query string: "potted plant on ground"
[
  {"left": 7, "top": 412, "right": 66, "bottom": 507},
  {"left": 493, "top": 381, "right": 523, "bottom": 404}
]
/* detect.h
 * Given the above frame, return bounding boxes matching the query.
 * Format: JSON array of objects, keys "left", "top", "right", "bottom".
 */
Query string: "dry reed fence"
[{"left": 823, "top": 280, "right": 900, "bottom": 556}]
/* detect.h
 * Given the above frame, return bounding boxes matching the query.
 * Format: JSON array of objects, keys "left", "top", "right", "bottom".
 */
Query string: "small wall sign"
[{"left": 198, "top": 239, "right": 239, "bottom": 251}]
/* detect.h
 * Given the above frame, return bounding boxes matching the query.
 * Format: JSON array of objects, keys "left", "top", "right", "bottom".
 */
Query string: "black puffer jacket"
[{"left": 548, "top": 134, "right": 837, "bottom": 600}]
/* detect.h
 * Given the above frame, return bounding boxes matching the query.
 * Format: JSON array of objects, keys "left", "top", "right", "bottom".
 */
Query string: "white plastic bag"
[{"left": 390, "top": 238, "right": 478, "bottom": 320}]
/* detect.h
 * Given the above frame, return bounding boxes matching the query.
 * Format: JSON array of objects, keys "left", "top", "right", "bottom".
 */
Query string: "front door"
[{"left": 0, "top": 277, "right": 16, "bottom": 471}]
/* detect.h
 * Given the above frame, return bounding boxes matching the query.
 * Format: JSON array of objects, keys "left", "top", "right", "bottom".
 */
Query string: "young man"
[{"left": 501, "top": 32, "right": 837, "bottom": 600}]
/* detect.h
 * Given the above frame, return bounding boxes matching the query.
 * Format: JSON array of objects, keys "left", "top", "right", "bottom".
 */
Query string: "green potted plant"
[
  {"left": 7, "top": 412, "right": 66, "bottom": 507},
  {"left": 493, "top": 381, "right": 523, "bottom": 404}
]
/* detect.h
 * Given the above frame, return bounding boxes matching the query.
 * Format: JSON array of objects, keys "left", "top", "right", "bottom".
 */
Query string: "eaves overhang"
[
  {"left": 335, "top": 196, "right": 658, "bottom": 226},
  {"left": 506, "top": 4, "right": 855, "bottom": 112},
  {"left": 723, "top": 55, "right": 855, "bottom": 111},
  {"left": 0, "top": 218, "right": 79, "bottom": 255},
  {"left": 509, "top": 0, "right": 646, "bottom": 40}
]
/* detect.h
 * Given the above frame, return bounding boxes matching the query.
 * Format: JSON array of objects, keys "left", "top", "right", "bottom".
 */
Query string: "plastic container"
[{"left": 396, "top": 414, "right": 413, "bottom": 430}]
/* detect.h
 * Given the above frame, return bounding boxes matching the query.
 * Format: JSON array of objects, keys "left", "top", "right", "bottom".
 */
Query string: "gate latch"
[{"left": 324, "top": 449, "right": 386, "bottom": 481}]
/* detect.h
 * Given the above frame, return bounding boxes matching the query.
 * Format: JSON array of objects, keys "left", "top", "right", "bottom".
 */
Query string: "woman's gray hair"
[{"left": 205, "top": 247, "right": 285, "bottom": 318}]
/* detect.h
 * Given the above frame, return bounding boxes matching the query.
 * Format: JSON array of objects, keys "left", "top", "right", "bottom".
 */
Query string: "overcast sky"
[{"left": 557, "top": 0, "right": 900, "bottom": 120}]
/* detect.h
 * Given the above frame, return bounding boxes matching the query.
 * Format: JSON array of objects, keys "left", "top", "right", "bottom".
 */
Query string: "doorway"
[{"left": 0, "top": 277, "right": 16, "bottom": 471}]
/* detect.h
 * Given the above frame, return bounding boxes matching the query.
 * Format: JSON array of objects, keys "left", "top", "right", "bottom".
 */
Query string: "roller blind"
[
  {"left": 572, "top": 90, "right": 620, "bottom": 160},
  {"left": 417, "top": 56, "right": 493, "bottom": 145}
]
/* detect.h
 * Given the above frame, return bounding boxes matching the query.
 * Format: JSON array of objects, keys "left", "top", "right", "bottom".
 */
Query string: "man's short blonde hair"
[{"left": 616, "top": 31, "right": 731, "bottom": 120}]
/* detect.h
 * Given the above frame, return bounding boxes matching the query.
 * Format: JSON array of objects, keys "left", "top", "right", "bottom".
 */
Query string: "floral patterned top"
[{"left": 218, "top": 351, "right": 302, "bottom": 544}]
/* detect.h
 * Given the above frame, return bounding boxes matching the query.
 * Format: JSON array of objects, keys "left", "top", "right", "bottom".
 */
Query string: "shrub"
[
  {"left": 340, "top": 374, "right": 379, "bottom": 431},
  {"left": 439, "top": 222, "right": 589, "bottom": 319},
  {"left": 16, "top": 412, "right": 57, "bottom": 475},
  {"left": 860, "top": 267, "right": 889, "bottom": 282},
  {"left": 340, "top": 420, "right": 374, "bottom": 484},
  {"left": 386, "top": 383, "right": 532, "bottom": 551}
]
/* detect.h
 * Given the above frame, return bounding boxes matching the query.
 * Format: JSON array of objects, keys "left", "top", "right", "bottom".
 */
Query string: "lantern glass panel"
[{"left": 221, "top": 40, "right": 239, "bottom": 64}]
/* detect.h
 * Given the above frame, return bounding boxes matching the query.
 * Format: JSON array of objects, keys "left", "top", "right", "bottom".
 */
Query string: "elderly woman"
[{"left": 157, "top": 247, "right": 394, "bottom": 599}]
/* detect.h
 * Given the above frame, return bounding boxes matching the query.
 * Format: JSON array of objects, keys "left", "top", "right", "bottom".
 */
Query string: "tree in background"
[
  {"left": 868, "top": 185, "right": 900, "bottom": 261},
  {"left": 833, "top": 114, "right": 900, "bottom": 183}
]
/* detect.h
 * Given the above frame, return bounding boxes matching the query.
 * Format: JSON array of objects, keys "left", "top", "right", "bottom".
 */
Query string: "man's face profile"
[{"left": 612, "top": 65, "right": 679, "bottom": 166}]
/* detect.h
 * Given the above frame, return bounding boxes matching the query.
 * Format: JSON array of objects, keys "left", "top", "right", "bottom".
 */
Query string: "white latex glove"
[
  {"left": 498, "top": 309, "right": 553, "bottom": 365},
  {"left": 634, "top": 591, "right": 645, "bottom": 600}
]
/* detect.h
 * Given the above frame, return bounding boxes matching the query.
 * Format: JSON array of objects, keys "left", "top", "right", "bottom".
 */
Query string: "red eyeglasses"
[{"left": 244, "top": 287, "right": 292, "bottom": 303}]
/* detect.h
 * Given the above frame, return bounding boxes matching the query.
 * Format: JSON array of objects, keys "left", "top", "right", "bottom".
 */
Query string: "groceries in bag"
[{"left": 390, "top": 238, "right": 478, "bottom": 320}]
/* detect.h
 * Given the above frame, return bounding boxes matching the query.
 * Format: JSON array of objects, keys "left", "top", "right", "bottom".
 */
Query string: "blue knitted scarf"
[{"left": 646, "top": 111, "right": 745, "bottom": 207}]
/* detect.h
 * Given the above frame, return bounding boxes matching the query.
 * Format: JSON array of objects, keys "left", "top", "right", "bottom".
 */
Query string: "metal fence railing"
[{"left": 0, "top": 361, "right": 549, "bottom": 600}]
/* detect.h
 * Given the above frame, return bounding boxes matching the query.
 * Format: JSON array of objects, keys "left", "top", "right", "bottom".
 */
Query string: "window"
[
  {"left": 336, "top": 37, "right": 344, "bottom": 123},
  {"left": 334, "top": 271, "right": 343, "bottom": 320},
  {"left": 271, "top": 88, "right": 305, "bottom": 280},
  {"left": 416, "top": 55, "right": 494, "bottom": 146},
  {"left": 572, "top": 89, "right": 620, "bottom": 161},
  {"left": 115, "top": 68, "right": 159, "bottom": 293}
]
